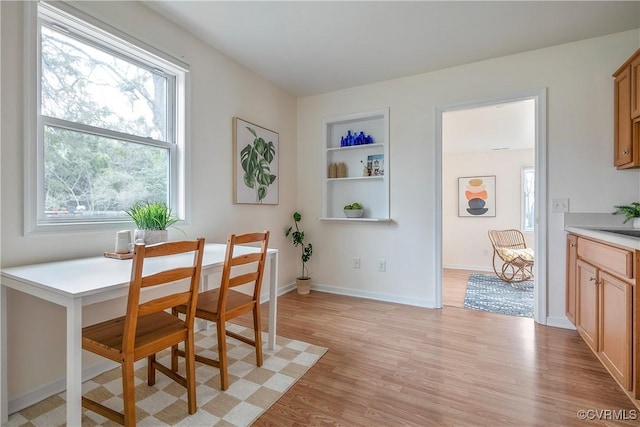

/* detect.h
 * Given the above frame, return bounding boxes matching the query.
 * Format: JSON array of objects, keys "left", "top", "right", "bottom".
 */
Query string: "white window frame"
[
  {"left": 522, "top": 165, "right": 535, "bottom": 232},
  {"left": 24, "top": 2, "right": 190, "bottom": 234}
]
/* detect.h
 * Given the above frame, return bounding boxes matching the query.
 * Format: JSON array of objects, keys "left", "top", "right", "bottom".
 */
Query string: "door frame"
[{"left": 434, "top": 88, "right": 548, "bottom": 324}]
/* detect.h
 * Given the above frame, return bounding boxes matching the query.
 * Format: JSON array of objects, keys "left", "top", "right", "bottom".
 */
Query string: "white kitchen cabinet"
[{"left": 321, "top": 108, "right": 390, "bottom": 222}]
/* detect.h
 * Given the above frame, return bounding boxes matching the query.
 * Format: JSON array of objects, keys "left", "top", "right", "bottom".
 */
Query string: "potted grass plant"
[
  {"left": 125, "top": 201, "right": 180, "bottom": 244},
  {"left": 613, "top": 202, "right": 640, "bottom": 228},
  {"left": 285, "top": 211, "right": 313, "bottom": 294}
]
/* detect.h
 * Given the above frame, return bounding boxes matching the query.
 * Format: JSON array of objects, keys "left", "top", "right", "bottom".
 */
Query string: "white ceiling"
[
  {"left": 442, "top": 99, "right": 535, "bottom": 153},
  {"left": 144, "top": 1, "right": 639, "bottom": 97}
]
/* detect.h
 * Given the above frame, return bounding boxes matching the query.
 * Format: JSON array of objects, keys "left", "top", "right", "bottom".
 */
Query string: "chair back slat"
[
  {"left": 229, "top": 272, "right": 260, "bottom": 288},
  {"left": 138, "top": 291, "right": 192, "bottom": 317},
  {"left": 218, "top": 231, "right": 270, "bottom": 311},
  {"left": 122, "top": 238, "right": 205, "bottom": 354},
  {"left": 230, "top": 252, "right": 263, "bottom": 267},
  {"left": 141, "top": 267, "right": 197, "bottom": 288}
]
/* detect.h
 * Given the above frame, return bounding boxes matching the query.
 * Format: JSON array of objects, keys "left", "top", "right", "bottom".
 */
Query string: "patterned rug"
[
  {"left": 464, "top": 273, "right": 534, "bottom": 318},
  {"left": 5, "top": 325, "right": 327, "bottom": 426}
]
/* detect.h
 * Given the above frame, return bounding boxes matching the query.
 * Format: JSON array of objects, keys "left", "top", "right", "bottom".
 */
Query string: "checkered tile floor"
[{"left": 6, "top": 325, "right": 327, "bottom": 426}]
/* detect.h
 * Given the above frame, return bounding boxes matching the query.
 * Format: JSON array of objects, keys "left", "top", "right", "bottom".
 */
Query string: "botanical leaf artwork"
[{"left": 239, "top": 126, "right": 278, "bottom": 203}]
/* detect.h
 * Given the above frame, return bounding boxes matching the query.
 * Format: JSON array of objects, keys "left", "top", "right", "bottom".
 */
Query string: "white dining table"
[{"left": 0, "top": 243, "right": 279, "bottom": 425}]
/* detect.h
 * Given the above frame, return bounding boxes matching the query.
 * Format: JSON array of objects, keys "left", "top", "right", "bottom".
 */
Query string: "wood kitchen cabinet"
[
  {"left": 600, "top": 270, "right": 632, "bottom": 390},
  {"left": 566, "top": 233, "right": 636, "bottom": 401},
  {"left": 613, "top": 49, "right": 640, "bottom": 169},
  {"left": 566, "top": 234, "right": 577, "bottom": 323},
  {"left": 576, "top": 259, "right": 599, "bottom": 353}
]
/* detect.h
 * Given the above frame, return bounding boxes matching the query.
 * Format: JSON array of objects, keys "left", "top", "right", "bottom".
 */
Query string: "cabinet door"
[
  {"left": 631, "top": 55, "right": 640, "bottom": 118},
  {"left": 599, "top": 271, "right": 632, "bottom": 390},
  {"left": 566, "top": 234, "right": 577, "bottom": 324},
  {"left": 576, "top": 259, "right": 599, "bottom": 353},
  {"left": 614, "top": 65, "right": 633, "bottom": 168}
]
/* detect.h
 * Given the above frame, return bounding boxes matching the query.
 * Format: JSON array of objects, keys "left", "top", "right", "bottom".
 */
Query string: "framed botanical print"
[{"left": 233, "top": 117, "right": 279, "bottom": 204}]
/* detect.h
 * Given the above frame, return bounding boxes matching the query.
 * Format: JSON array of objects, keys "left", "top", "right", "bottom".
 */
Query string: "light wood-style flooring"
[
  {"left": 235, "top": 290, "right": 637, "bottom": 426},
  {"left": 443, "top": 267, "right": 484, "bottom": 307}
]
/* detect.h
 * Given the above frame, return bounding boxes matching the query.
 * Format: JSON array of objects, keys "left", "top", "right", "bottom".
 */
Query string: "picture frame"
[
  {"left": 367, "top": 154, "right": 384, "bottom": 176},
  {"left": 233, "top": 117, "right": 279, "bottom": 205},
  {"left": 458, "top": 175, "right": 496, "bottom": 217}
]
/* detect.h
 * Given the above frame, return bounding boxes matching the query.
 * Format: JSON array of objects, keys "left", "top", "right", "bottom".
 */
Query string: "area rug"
[
  {"left": 464, "top": 273, "right": 534, "bottom": 318},
  {"left": 5, "top": 325, "right": 327, "bottom": 426}
]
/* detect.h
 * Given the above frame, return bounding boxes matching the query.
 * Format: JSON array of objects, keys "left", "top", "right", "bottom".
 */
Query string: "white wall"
[
  {"left": 443, "top": 149, "right": 535, "bottom": 271},
  {"left": 297, "top": 30, "right": 640, "bottom": 313},
  {"left": 1, "top": 2, "right": 299, "bottom": 401}
]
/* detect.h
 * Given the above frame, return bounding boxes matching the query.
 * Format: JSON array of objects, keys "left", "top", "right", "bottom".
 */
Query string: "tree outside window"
[
  {"left": 522, "top": 166, "right": 535, "bottom": 232},
  {"left": 34, "top": 3, "right": 185, "bottom": 228}
]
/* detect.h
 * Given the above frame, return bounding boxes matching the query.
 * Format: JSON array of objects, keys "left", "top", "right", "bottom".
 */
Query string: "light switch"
[{"left": 552, "top": 198, "right": 569, "bottom": 213}]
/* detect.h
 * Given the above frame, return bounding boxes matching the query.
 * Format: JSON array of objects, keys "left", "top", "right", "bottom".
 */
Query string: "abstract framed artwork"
[
  {"left": 233, "top": 117, "right": 279, "bottom": 205},
  {"left": 458, "top": 175, "right": 496, "bottom": 217}
]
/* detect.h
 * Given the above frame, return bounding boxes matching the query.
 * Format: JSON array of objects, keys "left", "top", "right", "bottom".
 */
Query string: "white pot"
[
  {"left": 633, "top": 218, "right": 640, "bottom": 229},
  {"left": 343, "top": 209, "right": 364, "bottom": 218},
  {"left": 134, "top": 229, "right": 168, "bottom": 245},
  {"left": 296, "top": 277, "right": 311, "bottom": 295}
]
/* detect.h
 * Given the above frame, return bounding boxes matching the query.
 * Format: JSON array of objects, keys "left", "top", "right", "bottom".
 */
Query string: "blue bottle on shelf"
[
  {"left": 358, "top": 131, "right": 365, "bottom": 145},
  {"left": 346, "top": 130, "right": 353, "bottom": 146}
]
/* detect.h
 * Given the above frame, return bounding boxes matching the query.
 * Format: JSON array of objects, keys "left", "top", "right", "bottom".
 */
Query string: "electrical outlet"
[
  {"left": 552, "top": 198, "right": 569, "bottom": 213},
  {"left": 377, "top": 260, "right": 386, "bottom": 272},
  {"left": 353, "top": 258, "right": 361, "bottom": 269}
]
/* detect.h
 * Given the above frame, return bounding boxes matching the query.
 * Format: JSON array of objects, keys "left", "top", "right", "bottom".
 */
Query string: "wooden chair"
[
  {"left": 488, "top": 229, "right": 534, "bottom": 283},
  {"left": 173, "top": 231, "right": 270, "bottom": 390},
  {"left": 82, "top": 238, "right": 205, "bottom": 426}
]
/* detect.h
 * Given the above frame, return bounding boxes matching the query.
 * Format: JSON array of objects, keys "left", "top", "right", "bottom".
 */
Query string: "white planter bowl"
[{"left": 344, "top": 209, "right": 364, "bottom": 218}]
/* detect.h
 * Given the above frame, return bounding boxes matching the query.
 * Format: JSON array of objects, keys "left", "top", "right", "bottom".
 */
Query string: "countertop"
[{"left": 565, "top": 226, "right": 640, "bottom": 250}]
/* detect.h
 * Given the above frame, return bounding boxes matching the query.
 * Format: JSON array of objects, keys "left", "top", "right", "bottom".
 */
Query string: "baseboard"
[
  {"left": 546, "top": 316, "right": 576, "bottom": 330},
  {"left": 308, "top": 283, "right": 436, "bottom": 308},
  {"left": 443, "top": 264, "right": 493, "bottom": 272}
]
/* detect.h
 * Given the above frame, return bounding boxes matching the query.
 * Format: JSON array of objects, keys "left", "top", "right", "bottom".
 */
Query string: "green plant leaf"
[
  {"left": 246, "top": 126, "right": 257, "bottom": 138},
  {"left": 264, "top": 141, "right": 275, "bottom": 163},
  {"left": 257, "top": 185, "right": 267, "bottom": 201},
  {"left": 240, "top": 144, "right": 252, "bottom": 171},
  {"left": 124, "top": 201, "right": 179, "bottom": 230},
  {"left": 255, "top": 137, "right": 266, "bottom": 155},
  {"left": 244, "top": 172, "right": 255, "bottom": 188}
]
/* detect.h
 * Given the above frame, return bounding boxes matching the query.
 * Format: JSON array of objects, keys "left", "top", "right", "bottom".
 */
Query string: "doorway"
[{"left": 434, "top": 89, "right": 547, "bottom": 324}]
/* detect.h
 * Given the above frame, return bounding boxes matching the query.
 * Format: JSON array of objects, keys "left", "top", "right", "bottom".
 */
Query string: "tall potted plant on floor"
[{"left": 285, "top": 211, "right": 313, "bottom": 294}]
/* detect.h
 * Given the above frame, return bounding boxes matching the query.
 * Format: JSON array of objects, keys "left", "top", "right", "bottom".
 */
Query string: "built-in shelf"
[
  {"left": 319, "top": 217, "right": 392, "bottom": 223},
  {"left": 327, "top": 176, "right": 384, "bottom": 182},
  {"left": 322, "top": 108, "right": 390, "bottom": 222},
  {"left": 326, "top": 143, "right": 384, "bottom": 152}
]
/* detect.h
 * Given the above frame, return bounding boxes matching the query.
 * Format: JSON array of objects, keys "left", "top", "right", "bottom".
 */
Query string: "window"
[
  {"left": 27, "top": 2, "right": 188, "bottom": 232},
  {"left": 522, "top": 166, "right": 535, "bottom": 232}
]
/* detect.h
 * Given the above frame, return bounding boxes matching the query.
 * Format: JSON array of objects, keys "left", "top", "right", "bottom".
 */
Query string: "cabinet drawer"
[{"left": 577, "top": 237, "right": 633, "bottom": 280}]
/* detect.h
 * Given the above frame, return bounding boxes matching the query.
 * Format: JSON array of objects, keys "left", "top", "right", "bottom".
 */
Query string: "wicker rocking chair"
[{"left": 488, "top": 229, "right": 534, "bottom": 283}]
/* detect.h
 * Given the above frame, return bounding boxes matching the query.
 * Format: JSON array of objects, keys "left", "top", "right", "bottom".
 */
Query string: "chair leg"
[
  {"left": 122, "top": 357, "right": 136, "bottom": 426},
  {"left": 253, "top": 306, "right": 263, "bottom": 367},
  {"left": 217, "top": 319, "right": 229, "bottom": 390},
  {"left": 171, "top": 308, "right": 180, "bottom": 372},
  {"left": 184, "top": 334, "right": 197, "bottom": 414},
  {"left": 147, "top": 354, "right": 156, "bottom": 386}
]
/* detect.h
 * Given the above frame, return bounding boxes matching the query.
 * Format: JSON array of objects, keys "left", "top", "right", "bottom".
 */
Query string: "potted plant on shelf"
[
  {"left": 125, "top": 201, "right": 180, "bottom": 245},
  {"left": 285, "top": 211, "right": 313, "bottom": 294},
  {"left": 613, "top": 202, "right": 640, "bottom": 228},
  {"left": 343, "top": 202, "right": 364, "bottom": 218}
]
